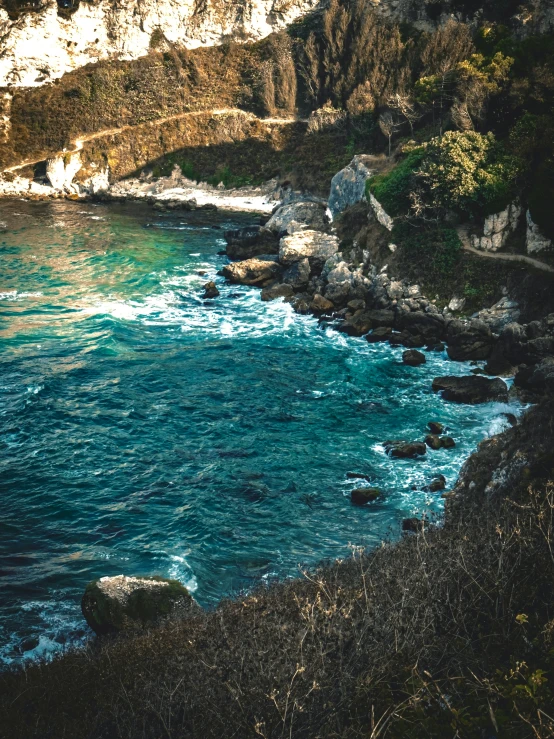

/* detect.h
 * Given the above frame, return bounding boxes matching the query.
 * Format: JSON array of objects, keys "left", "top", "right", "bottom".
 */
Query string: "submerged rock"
[
  {"left": 351, "top": 488, "right": 381, "bottom": 505},
  {"left": 424, "top": 475, "right": 447, "bottom": 493},
  {"left": 428, "top": 422, "right": 444, "bottom": 434},
  {"left": 383, "top": 440, "right": 427, "bottom": 459},
  {"left": 82, "top": 575, "right": 198, "bottom": 636},
  {"left": 222, "top": 256, "right": 282, "bottom": 287},
  {"left": 432, "top": 375, "right": 509, "bottom": 404}
]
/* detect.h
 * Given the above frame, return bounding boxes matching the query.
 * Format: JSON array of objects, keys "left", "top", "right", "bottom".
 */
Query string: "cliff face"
[{"left": 0, "top": 0, "right": 323, "bottom": 87}]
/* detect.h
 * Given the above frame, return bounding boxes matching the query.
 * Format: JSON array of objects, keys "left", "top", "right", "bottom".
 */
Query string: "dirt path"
[
  {"left": 3, "top": 108, "right": 305, "bottom": 174},
  {"left": 457, "top": 226, "right": 554, "bottom": 275}
]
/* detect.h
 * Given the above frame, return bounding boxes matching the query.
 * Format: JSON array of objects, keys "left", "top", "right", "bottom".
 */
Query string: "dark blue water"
[{"left": 0, "top": 199, "right": 519, "bottom": 665}]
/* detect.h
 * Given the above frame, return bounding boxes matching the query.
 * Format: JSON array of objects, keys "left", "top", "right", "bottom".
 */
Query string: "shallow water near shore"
[{"left": 0, "top": 199, "right": 520, "bottom": 666}]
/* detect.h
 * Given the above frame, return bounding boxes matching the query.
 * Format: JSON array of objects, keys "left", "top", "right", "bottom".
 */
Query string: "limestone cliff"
[{"left": 0, "top": 0, "right": 323, "bottom": 87}]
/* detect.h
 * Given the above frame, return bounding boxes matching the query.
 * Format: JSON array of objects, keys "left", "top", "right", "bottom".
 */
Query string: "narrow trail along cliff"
[
  {"left": 3, "top": 108, "right": 307, "bottom": 174},
  {"left": 457, "top": 226, "right": 554, "bottom": 275}
]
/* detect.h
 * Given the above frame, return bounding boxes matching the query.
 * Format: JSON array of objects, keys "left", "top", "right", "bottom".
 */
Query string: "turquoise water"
[{"left": 0, "top": 200, "right": 518, "bottom": 666}]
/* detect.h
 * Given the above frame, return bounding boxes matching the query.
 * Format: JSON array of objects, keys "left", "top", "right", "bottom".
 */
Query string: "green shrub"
[{"left": 366, "top": 147, "right": 425, "bottom": 217}]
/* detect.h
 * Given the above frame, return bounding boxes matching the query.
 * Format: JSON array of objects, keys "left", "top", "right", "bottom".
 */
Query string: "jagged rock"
[
  {"left": 514, "top": 358, "right": 554, "bottom": 396},
  {"left": 224, "top": 226, "right": 278, "bottom": 260},
  {"left": 46, "top": 152, "right": 82, "bottom": 190},
  {"left": 203, "top": 281, "right": 219, "bottom": 299},
  {"left": 383, "top": 440, "right": 427, "bottom": 459},
  {"left": 432, "top": 375, "right": 509, "bottom": 404},
  {"left": 282, "top": 258, "right": 310, "bottom": 290},
  {"left": 261, "top": 283, "right": 295, "bottom": 301},
  {"left": 290, "top": 293, "right": 311, "bottom": 314},
  {"left": 347, "top": 299, "right": 366, "bottom": 312},
  {"left": 428, "top": 422, "right": 444, "bottom": 434},
  {"left": 526, "top": 210, "right": 553, "bottom": 254},
  {"left": 368, "top": 193, "right": 394, "bottom": 231},
  {"left": 366, "top": 327, "right": 392, "bottom": 343},
  {"left": 82, "top": 575, "right": 198, "bottom": 636},
  {"left": 471, "top": 202, "right": 521, "bottom": 252},
  {"left": 310, "top": 293, "right": 334, "bottom": 313},
  {"left": 351, "top": 488, "right": 381, "bottom": 505},
  {"left": 448, "top": 297, "right": 466, "bottom": 312},
  {"left": 222, "top": 256, "right": 282, "bottom": 286},
  {"left": 400, "top": 312, "right": 445, "bottom": 342},
  {"left": 367, "top": 309, "right": 396, "bottom": 328},
  {"left": 279, "top": 231, "right": 339, "bottom": 265},
  {"left": 337, "top": 310, "right": 373, "bottom": 337},
  {"left": 328, "top": 155, "right": 373, "bottom": 219},
  {"left": 476, "top": 297, "right": 521, "bottom": 333},
  {"left": 266, "top": 201, "right": 329, "bottom": 237},
  {"left": 487, "top": 319, "right": 554, "bottom": 372},
  {"left": 403, "top": 349, "right": 426, "bottom": 366},
  {"left": 446, "top": 319, "right": 494, "bottom": 361}
]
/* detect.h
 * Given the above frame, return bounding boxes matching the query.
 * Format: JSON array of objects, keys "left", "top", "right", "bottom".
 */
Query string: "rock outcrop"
[
  {"left": 0, "top": 0, "right": 323, "bottom": 87},
  {"left": 471, "top": 202, "right": 521, "bottom": 252},
  {"left": 526, "top": 210, "right": 553, "bottom": 254},
  {"left": 328, "top": 155, "right": 373, "bottom": 219},
  {"left": 279, "top": 231, "right": 339, "bottom": 265},
  {"left": 432, "top": 375, "right": 509, "bottom": 404},
  {"left": 265, "top": 200, "right": 329, "bottom": 237},
  {"left": 222, "top": 256, "right": 282, "bottom": 286},
  {"left": 81, "top": 575, "right": 198, "bottom": 635}
]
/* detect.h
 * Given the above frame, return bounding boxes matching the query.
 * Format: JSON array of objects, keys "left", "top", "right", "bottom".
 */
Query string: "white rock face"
[
  {"left": 526, "top": 210, "right": 553, "bottom": 254},
  {"left": 265, "top": 200, "right": 329, "bottom": 236},
  {"left": 46, "top": 152, "right": 82, "bottom": 190},
  {"left": 328, "top": 155, "right": 373, "bottom": 219},
  {"left": 0, "top": 92, "right": 12, "bottom": 143},
  {"left": 471, "top": 202, "right": 522, "bottom": 252},
  {"left": 0, "top": 0, "right": 322, "bottom": 88},
  {"left": 279, "top": 230, "right": 339, "bottom": 264},
  {"left": 369, "top": 192, "right": 394, "bottom": 232}
]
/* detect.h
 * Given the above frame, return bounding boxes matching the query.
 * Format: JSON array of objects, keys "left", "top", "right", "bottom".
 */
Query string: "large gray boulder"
[
  {"left": 265, "top": 200, "right": 329, "bottom": 237},
  {"left": 82, "top": 575, "right": 198, "bottom": 635},
  {"left": 328, "top": 155, "right": 373, "bottom": 219},
  {"left": 279, "top": 231, "right": 339, "bottom": 265},
  {"left": 222, "top": 256, "right": 282, "bottom": 286}
]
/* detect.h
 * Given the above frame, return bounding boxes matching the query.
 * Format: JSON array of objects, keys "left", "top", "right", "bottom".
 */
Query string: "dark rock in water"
[
  {"left": 367, "top": 309, "right": 396, "bottom": 328},
  {"left": 426, "top": 342, "right": 445, "bottom": 352},
  {"left": 402, "top": 518, "right": 425, "bottom": 533},
  {"left": 423, "top": 475, "right": 446, "bottom": 492},
  {"left": 403, "top": 349, "right": 426, "bottom": 366},
  {"left": 310, "top": 293, "right": 334, "bottom": 314},
  {"left": 222, "top": 257, "right": 282, "bottom": 287},
  {"left": 401, "top": 311, "right": 445, "bottom": 342},
  {"left": 432, "top": 375, "right": 508, "bottom": 404},
  {"left": 346, "top": 472, "right": 371, "bottom": 481},
  {"left": 425, "top": 434, "right": 442, "bottom": 450},
  {"left": 351, "top": 488, "right": 380, "bottom": 505},
  {"left": 401, "top": 334, "right": 426, "bottom": 349},
  {"left": 224, "top": 226, "right": 279, "bottom": 260},
  {"left": 383, "top": 440, "right": 427, "bottom": 459},
  {"left": 291, "top": 294, "right": 311, "bottom": 314},
  {"left": 82, "top": 575, "right": 198, "bottom": 636},
  {"left": 261, "top": 283, "right": 294, "bottom": 302},
  {"left": 203, "top": 281, "right": 220, "bottom": 299},
  {"left": 428, "top": 422, "right": 444, "bottom": 435},
  {"left": 446, "top": 319, "right": 494, "bottom": 361},
  {"left": 441, "top": 436, "right": 456, "bottom": 449},
  {"left": 366, "top": 327, "right": 392, "bottom": 343}
]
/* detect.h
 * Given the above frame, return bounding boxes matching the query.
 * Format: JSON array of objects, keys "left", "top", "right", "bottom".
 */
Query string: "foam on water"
[{"left": 0, "top": 199, "right": 523, "bottom": 668}]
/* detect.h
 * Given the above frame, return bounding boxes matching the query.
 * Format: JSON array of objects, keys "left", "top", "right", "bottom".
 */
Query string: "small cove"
[{"left": 0, "top": 199, "right": 520, "bottom": 666}]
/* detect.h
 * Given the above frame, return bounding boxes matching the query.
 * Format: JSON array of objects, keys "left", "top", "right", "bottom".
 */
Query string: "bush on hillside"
[{"left": 366, "top": 147, "right": 426, "bottom": 217}]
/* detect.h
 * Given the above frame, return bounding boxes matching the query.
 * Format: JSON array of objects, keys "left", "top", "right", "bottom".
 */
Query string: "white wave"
[{"left": 0, "top": 290, "right": 43, "bottom": 300}]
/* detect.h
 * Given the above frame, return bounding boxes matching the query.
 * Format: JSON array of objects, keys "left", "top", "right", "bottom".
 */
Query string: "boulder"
[
  {"left": 476, "top": 297, "right": 521, "bottom": 334},
  {"left": 222, "top": 256, "right": 282, "bottom": 287},
  {"left": 383, "top": 440, "right": 427, "bottom": 459},
  {"left": 351, "top": 488, "right": 381, "bottom": 505},
  {"left": 514, "top": 358, "right": 554, "bottom": 396},
  {"left": 310, "top": 293, "right": 334, "bottom": 313},
  {"left": 328, "top": 155, "right": 373, "bottom": 219},
  {"left": 282, "top": 258, "right": 310, "bottom": 291},
  {"left": 367, "top": 309, "right": 396, "bottom": 328},
  {"left": 261, "top": 283, "right": 295, "bottom": 302},
  {"left": 432, "top": 375, "right": 509, "bottom": 404},
  {"left": 446, "top": 320, "right": 494, "bottom": 361},
  {"left": 366, "top": 327, "right": 392, "bottom": 343},
  {"left": 82, "top": 575, "right": 198, "bottom": 636},
  {"left": 279, "top": 231, "right": 339, "bottom": 265},
  {"left": 202, "top": 281, "right": 220, "bottom": 299},
  {"left": 400, "top": 311, "right": 445, "bottom": 343},
  {"left": 423, "top": 475, "right": 447, "bottom": 493},
  {"left": 337, "top": 310, "right": 373, "bottom": 337},
  {"left": 266, "top": 201, "right": 329, "bottom": 237},
  {"left": 441, "top": 436, "right": 456, "bottom": 449},
  {"left": 403, "top": 349, "right": 426, "bottom": 366},
  {"left": 425, "top": 434, "right": 442, "bottom": 450},
  {"left": 224, "top": 226, "right": 278, "bottom": 260}
]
